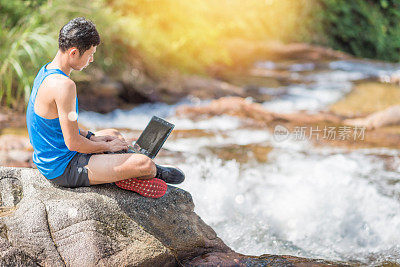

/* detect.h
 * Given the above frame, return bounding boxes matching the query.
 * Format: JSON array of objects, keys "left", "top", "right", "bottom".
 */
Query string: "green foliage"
[
  {"left": 0, "top": 1, "right": 55, "bottom": 110},
  {"left": 0, "top": 0, "right": 126, "bottom": 110},
  {"left": 0, "top": 0, "right": 47, "bottom": 27},
  {"left": 316, "top": 0, "right": 400, "bottom": 61}
]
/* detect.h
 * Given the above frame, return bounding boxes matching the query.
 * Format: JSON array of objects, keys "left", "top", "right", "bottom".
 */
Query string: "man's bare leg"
[
  {"left": 93, "top": 128, "right": 126, "bottom": 141},
  {"left": 87, "top": 128, "right": 185, "bottom": 185},
  {"left": 86, "top": 153, "right": 156, "bottom": 185},
  {"left": 86, "top": 128, "right": 156, "bottom": 185}
]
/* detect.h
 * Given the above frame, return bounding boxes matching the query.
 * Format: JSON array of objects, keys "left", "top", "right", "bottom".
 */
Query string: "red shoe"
[{"left": 115, "top": 177, "right": 167, "bottom": 198}]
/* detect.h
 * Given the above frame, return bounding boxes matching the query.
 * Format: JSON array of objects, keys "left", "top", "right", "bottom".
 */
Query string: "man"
[{"left": 26, "top": 17, "right": 184, "bottom": 189}]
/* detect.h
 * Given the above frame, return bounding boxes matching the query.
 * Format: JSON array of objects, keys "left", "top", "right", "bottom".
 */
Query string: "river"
[{"left": 78, "top": 59, "right": 400, "bottom": 265}]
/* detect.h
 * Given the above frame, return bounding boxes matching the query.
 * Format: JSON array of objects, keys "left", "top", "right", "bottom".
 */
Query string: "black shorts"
[
  {"left": 48, "top": 150, "right": 133, "bottom": 188},
  {"left": 49, "top": 152, "right": 93, "bottom": 188}
]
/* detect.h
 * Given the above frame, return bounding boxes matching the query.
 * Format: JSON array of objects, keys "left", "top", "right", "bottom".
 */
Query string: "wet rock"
[
  {"left": 330, "top": 82, "right": 400, "bottom": 117},
  {"left": 120, "top": 68, "right": 160, "bottom": 103},
  {"left": 176, "top": 97, "right": 400, "bottom": 149},
  {"left": 216, "top": 40, "right": 350, "bottom": 74},
  {"left": 262, "top": 42, "right": 350, "bottom": 61},
  {"left": 77, "top": 93, "right": 122, "bottom": 114},
  {"left": 236, "top": 253, "right": 351, "bottom": 267},
  {"left": 204, "top": 144, "right": 273, "bottom": 164},
  {"left": 343, "top": 105, "right": 400, "bottom": 130},
  {"left": 380, "top": 69, "right": 400, "bottom": 85},
  {"left": 170, "top": 129, "right": 216, "bottom": 140},
  {"left": 155, "top": 73, "right": 245, "bottom": 103},
  {"left": 176, "top": 96, "right": 344, "bottom": 126}
]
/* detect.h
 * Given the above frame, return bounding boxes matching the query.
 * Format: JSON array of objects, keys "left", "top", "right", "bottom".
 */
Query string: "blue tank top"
[{"left": 26, "top": 62, "right": 81, "bottom": 179}]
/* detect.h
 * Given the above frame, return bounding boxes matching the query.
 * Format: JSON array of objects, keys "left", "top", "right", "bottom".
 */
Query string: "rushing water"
[{"left": 79, "top": 59, "right": 400, "bottom": 265}]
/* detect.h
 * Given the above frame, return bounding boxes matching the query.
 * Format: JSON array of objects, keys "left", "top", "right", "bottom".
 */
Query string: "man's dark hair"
[{"left": 59, "top": 17, "right": 100, "bottom": 55}]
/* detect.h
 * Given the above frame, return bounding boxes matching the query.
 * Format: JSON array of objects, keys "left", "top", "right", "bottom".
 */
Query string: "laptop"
[{"left": 127, "top": 116, "right": 175, "bottom": 159}]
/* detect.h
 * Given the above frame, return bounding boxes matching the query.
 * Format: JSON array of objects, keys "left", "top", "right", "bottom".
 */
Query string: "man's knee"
[
  {"left": 108, "top": 128, "right": 122, "bottom": 137},
  {"left": 96, "top": 128, "right": 124, "bottom": 140},
  {"left": 129, "top": 154, "right": 156, "bottom": 177}
]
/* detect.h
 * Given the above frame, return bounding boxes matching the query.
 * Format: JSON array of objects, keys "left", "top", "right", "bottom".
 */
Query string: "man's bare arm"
[
  {"left": 78, "top": 128, "right": 89, "bottom": 138},
  {"left": 54, "top": 78, "right": 109, "bottom": 153}
]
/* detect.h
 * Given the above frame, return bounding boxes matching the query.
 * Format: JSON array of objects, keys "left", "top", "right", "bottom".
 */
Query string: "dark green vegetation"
[{"left": 316, "top": 0, "right": 400, "bottom": 61}]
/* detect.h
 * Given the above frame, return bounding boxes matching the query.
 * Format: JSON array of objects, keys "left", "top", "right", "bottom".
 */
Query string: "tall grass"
[
  {"left": 0, "top": 2, "right": 55, "bottom": 111},
  {"left": 0, "top": 0, "right": 124, "bottom": 110}
]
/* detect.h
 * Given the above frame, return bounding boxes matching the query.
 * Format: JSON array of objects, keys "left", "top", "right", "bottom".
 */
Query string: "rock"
[
  {"left": 0, "top": 134, "right": 31, "bottom": 152},
  {"left": 179, "top": 75, "right": 245, "bottom": 100},
  {"left": 176, "top": 96, "right": 344, "bottom": 126},
  {"left": 380, "top": 69, "right": 400, "bottom": 85},
  {"left": 204, "top": 144, "right": 273, "bottom": 164},
  {"left": 0, "top": 166, "right": 348, "bottom": 266},
  {"left": 0, "top": 135, "right": 33, "bottom": 168},
  {"left": 93, "top": 81, "right": 123, "bottom": 98},
  {"left": 76, "top": 66, "right": 244, "bottom": 110},
  {"left": 77, "top": 93, "right": 122, "bottom": 114},
  {"left": 155, "top": 73, "right": 245, "bottom": 103},
  {"left": 343, "top": 105, "right": 400, "bottom": 130},
  {"left": 0, "top": 108, "right": 26, "bottom": 131},
  {"left": 261, "top": 42, "right": 350, "bottom": 61},
  {"left": 0, "top": 114, "right": 7, "bottom": 123},
  {"left": 0, "top": 167, "right": 231, "bottom": 266},
  {"left": 176, "top": 97, "right": 400, "bottom": 149},
  {"left": 329, "top": 82, "right": 400, "bottom": 117},
  {"left": 214, "top": 40, "right": 351, "bottom": 74}
]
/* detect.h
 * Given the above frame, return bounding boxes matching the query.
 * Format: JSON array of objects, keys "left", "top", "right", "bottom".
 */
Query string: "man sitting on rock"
[{"left": 26, "top": 17, "right": 184, "bottom": 196}]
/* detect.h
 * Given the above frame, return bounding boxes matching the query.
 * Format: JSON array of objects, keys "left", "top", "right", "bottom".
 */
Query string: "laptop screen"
[{"left": 133, "top": 116, "right": 174, "bottom": 159}]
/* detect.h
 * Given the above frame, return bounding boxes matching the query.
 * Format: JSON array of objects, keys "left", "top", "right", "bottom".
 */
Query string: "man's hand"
[{"left": 91, "top": 135, "right": 118, "bottom": 142}]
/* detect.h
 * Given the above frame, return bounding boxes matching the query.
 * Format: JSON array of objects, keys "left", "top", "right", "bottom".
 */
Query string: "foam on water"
[
  {"left": 79, "top": 102, "right": 177, "bottom": 130},
  {"left": 256, "top": 59, "right": 400, "bottom": 114},
  {"left": 178, "top": 148, "right": 400, "bottom": 265},
  {"left": 259, "top": 70, "right": 357, "bottom": 113},
  {"left": 79, "top": 98, "right": 221, "bottom": 130},
  {"left": 329, "top": 60, "right": 400, "bottom": 78},
  {"left": 161, "top": 115, "right": 400, "bottom": 264},
  {"left": 261, "top": 82, "right": 352, "bottom": 113}
]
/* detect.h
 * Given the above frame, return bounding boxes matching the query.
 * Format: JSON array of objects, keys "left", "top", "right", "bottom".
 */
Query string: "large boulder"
[
  {"left": 0, "top": 166, "right": 347, "bottom": 266},
  {"left": 0, "top": 166, "right": 234, "bottom": 266}
]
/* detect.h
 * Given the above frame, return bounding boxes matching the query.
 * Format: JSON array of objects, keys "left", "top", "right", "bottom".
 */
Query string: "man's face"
[{"left": 69, "top": 45, "right": 97, "bottom": 71}]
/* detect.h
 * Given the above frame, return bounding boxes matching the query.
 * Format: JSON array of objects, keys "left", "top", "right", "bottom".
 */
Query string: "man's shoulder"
[
  {"left": 45, "top": 74, "right": 75, "bottom": 90},
  {"left": 45, "top": 75, "right": 76, "bottom": 99}
]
